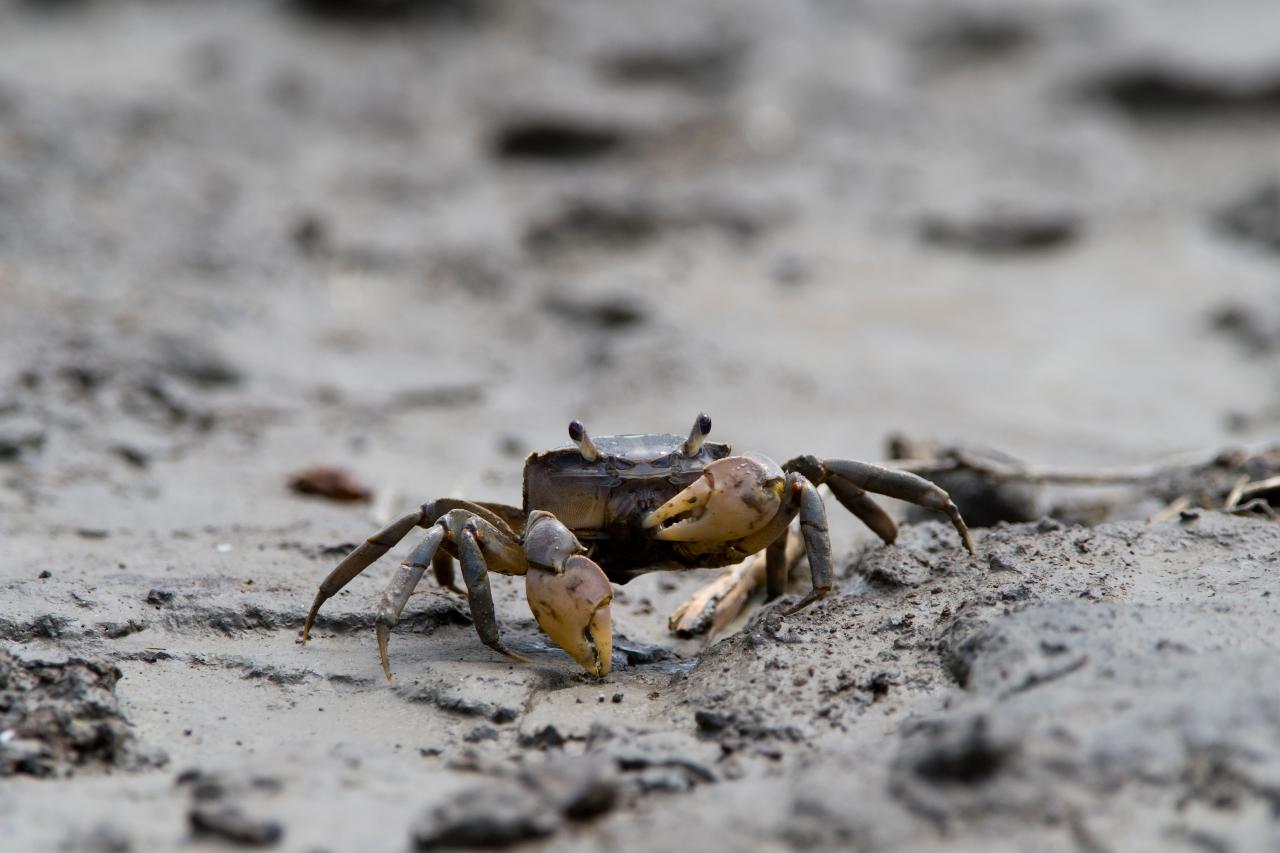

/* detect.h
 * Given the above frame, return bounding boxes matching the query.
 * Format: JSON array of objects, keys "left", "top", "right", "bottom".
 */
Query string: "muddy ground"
[{"left": 3, "top": 0, "right": 1280, "bottom": 850}]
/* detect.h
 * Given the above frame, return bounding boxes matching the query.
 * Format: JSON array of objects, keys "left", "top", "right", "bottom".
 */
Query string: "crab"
[{"left": 299, "top": 415, "right": 974, "bottom": 678}]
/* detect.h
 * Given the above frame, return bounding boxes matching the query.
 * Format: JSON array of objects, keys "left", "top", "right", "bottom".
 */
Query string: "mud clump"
[
  {"left": 901, "top": 716, "right": 1015, "bottom": 787},
  {"left": 918, "top": 209, "right": 1080, "bottom": 254},
  {"left": 189, "top": 806, "right": 283, "bottom": 848},
  {"left": 1214, "top": 181, "right": 1280, "bottom": 254},
  {"left": 0, "top": 422, "right": 46, "bottom": 462},
  {"left": 179, "top": 768, "right": 285, "bottom": 848},
  {"left": 913, "top": 13, "right": 1038, "bottom": 67},
  {"left": 542, "top": 293, "right": 650, "bottom": 331},
  {"left": 524, "top": 196, "right": 765, "bottom": 258},
  {"left": 491, "top": 119, "right": 627, "bottom": 163},
  {"left": 1085, "top": 63, "right": 1280, "bottom": 118},
  {"left": 412, "top": 759, "right": 618, "bottom": 849},
  {"left": 414, "top": 784, "right": 558, "bottom": 849},
  {"left": 287, "top": 465, "right": 373, "bottom": 502},
  {"left": 1209, "top": 302, "right": 1280, "bottom": 356},
  {"left": 598, "top": 43, "right": 743, "bottom": 95},
  {"left": 290, "top": 0, "right": 484, "bottom": 25},
  {"left": 0, "top": 649, "right": 159, "bottom": 777}
]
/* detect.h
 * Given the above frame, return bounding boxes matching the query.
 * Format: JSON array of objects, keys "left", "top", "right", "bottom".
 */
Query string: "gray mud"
[{"left": 4, "top": 0, "right": 1280, "bottom": 850}]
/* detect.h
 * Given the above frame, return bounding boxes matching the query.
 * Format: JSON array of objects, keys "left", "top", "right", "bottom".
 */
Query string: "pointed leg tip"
[
  {"left": 380, "top": 653, "right": 394, "bottom": 684},
  {"left": 376, "top": 621, "right": 394, "bottom": 683},
  {"left": 782, "top": 588, "right": 829, "bottom": 617}
]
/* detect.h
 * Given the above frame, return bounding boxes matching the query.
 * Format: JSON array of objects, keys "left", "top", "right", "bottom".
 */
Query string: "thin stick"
[
  {"left": 1223, "top": 475, "right": 1250, "bottom": 510},
  {"left": 1238, "top": 475, "right": 1280, "bottom": 502},
  {"left": 888, "top": 452, "right": 1163, "bottom": 486}
]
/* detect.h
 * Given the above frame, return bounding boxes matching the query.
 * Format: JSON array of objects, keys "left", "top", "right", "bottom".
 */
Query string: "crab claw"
[
  {"left": 526, "top": 554, "right": 614, "bottom": 677},
  {"left": 643, "top": 454, "right": 785, "bottom": 541}
]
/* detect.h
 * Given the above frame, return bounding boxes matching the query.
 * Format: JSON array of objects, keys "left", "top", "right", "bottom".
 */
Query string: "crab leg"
[
  {"left": 375, "top": 524, "right": 446, "bottom": 682},
  {"left": 823, "top": 478, "right": 898, "bottom": 546},
  {"left": 785, "top": 474, "right": 833, "bottom": 614},
  {"left": 764, "top": 528, "right": 795, "bottom": 599},
  {"left": 431, "top": 551, "right": 463, "bottom": 595},
  {"left": 458, "top": 520, "right": 530, "bottom": 665},
  {"left": 300, "top": 506, "right": 427, "bottom": 643},
  {"left": 785, "top": 455, "right": 973, "bottom": 553}
]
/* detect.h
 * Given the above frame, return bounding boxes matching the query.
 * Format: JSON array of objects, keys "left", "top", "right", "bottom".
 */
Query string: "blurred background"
[
  {"left": 3, "top": 0, "right": 1280, "bottom": 537},
  {"left": 5, "top": 2, "right": 1280, "bottom": 850}
]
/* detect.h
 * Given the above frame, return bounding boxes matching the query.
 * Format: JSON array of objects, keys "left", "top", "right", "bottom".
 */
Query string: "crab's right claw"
[
  {"left": 643, "top": 455, "right": 785, "bottom": 541},
  {"left": 526, "top": 555, "right": 613, "bottom": 677}
]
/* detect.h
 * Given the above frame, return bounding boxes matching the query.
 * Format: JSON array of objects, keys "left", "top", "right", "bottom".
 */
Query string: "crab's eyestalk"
[
  {"left": 568, "top": 420, "right": 600, "bottom": 462},
  {"left": 681, "top": 413, "right": 712, "bottom": 456},
  {"left": 526, "top": 555, "right": 613, "bottom": 677},
  {"left": 643, "top": 454, "right": 785, "bottom": 541}
]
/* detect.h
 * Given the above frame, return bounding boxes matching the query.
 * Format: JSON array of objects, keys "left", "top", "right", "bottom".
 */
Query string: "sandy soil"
[{"left": 3, "top": 1, "right": 1280, "bottom": 850}]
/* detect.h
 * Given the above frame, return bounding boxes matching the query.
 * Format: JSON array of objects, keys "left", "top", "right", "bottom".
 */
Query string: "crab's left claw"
[
  {"left": 526, "top": 555, "right": 613, "bottom": 677},
  {"left": 643, "top": 455, "right": 785, "bottom": 541}
]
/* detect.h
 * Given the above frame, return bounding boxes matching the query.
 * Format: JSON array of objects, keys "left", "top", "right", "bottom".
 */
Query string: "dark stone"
[
  {"left": 919, "top": 210, "right": 1080, "bottom": 255},
  {"left": 542, "top": 294, "right": 648, "bottom": 331},
  {"left": 519, "top": 725, "right": 566, "bottom": 750},
  {"left": 463, "top": 725, "right": 498, "bottom": 743},
  {"left": 412, "top": 784, "right": 557, "bottom": 849},
  {"left": 694, "top": 709, "right": 734, "bottom": 733},
  {"left": 146, "top": 589, "right": 176, "bottom": 607},
  {"left": 906, "top": 716, "right": 1014, "bottom": 786},
  {"left": 1086, "top": 65, "right": 1280, "bottom": 118},
  {"left": 598, "top": 42, "right": 742, "bottom": 95},
  {"left": 1215, "top": 182, "right": 1280, "bottom": 254},
  {"left": 492, "top": 120, "right": 625, "bottom": 163},
  {"left": 189, "top": 804, "right": 283, "bottom": 847}
]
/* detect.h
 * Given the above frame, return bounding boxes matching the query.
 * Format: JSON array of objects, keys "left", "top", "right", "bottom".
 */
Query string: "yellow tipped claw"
[
  {"left": 525, "top": 554, "right": 613, "bottom": 677},
  {"left": 643, "top": 455, "right": 784, "bottom": 541}
]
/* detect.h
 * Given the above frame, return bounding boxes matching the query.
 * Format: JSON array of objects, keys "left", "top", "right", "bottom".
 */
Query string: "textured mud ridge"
[
  {"left": 594, "top": 515, "right": 1280, "bottom": 852},
  {"left": 0, "top": 650, "right": 163, "bottom": 777}
]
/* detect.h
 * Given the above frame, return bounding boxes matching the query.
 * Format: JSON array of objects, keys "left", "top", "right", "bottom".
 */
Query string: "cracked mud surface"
[{"left": 4, "top": 1, "right": 1280, "bottom": 850}]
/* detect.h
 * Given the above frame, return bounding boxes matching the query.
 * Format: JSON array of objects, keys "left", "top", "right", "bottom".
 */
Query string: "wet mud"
[{"left": 4, "top": 0, "right": 1280, "bottom": 850}]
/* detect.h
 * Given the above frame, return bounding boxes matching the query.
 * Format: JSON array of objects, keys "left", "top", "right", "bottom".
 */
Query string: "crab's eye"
[
  {"left": 568, "top": 420, "right": 600, "bottom": 461},
  {"left": 682, "top": 412, "right": 712, "bottom": 456}
]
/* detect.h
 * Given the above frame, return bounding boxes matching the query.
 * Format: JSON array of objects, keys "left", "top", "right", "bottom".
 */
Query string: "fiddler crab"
[{"left": 300, "top": 415, "right": 974, "bottom": 679}]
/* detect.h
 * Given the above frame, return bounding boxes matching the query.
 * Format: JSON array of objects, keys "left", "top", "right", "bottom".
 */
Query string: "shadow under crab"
[{"left": 300, "top": 415, "right": 975, "bottom": 678}]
